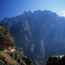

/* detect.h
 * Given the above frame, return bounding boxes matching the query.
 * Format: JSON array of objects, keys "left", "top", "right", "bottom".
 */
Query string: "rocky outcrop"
[
  {"left": 0, "top": 26, "right": 33, "bottom": 65},
  {"left": 7, "top": 51, "right": 33, "bottom": 65},
  {"left": 46, "top": 55, "right": 65, "bottom": 65},
  {"left": 0, "top": 51, "right": 33, "bottom": 65}
]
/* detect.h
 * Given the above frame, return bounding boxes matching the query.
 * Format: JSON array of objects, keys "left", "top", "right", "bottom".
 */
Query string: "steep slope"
[
  {"left": 0, "top": 26, "right": 33, "bottom": 65},
  {"left": 0, "top": 51, "right": 19, "bottom": 65},
  {"left": 1, "top": 10, "right": 65, "bottom": 65},
  {"left": 0, "top": 51, "right": 33, "bottom": 65},
  {"left": 0, "top": 25, "right": 15, "bottom": 51}
]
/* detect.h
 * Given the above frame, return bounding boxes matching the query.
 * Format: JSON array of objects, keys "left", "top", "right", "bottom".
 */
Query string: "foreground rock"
[
  {"left": 46, "top": 55, "right": 65, "bottom": 65},
  {"left": 0, "top": 26, "right": 33, "bottom": 65},
  {"left": 0, "top": 51, "right": 33, "bottom": 65}
]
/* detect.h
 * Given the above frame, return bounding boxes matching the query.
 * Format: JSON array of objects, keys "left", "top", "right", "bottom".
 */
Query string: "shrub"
[
  {"left": 0, "top": 31, "right": 3, "bottom": 36},
  {"left": 0, "top": 26, "right": 16, "bottom": 50}
]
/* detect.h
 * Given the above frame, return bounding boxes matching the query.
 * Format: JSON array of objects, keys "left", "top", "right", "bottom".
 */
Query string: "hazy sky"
[{"left": 0, "top": 0, "right": 65, "bottom": 20}]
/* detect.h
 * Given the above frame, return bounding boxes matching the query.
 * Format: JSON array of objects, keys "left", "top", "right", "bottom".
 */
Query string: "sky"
[{"left": 0, "top": 0, "right": 65, "bottom": 20}]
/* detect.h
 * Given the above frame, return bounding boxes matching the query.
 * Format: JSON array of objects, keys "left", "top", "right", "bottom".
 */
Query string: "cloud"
[{"left": 61, "top": 10, "right": 65, "bottom": 17}]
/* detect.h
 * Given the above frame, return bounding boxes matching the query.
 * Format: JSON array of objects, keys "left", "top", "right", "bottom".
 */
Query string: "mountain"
[
  {"left": 1, "top": 10, "right": 65, "bottom": 65},
  {"left": 0, "top": 25, "right": 33, "bottom": 65}
]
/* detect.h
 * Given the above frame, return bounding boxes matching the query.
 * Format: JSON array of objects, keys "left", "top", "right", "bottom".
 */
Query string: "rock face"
[
  {"left": 46, "top": 55, "right": 65, "bottom": 65},
  {"left": 0, "top": 26, "right": 33, "bottom": 65}
]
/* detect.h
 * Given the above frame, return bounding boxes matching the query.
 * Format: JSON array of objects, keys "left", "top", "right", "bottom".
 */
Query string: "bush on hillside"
[{"left": 0, "top": 26, "right": 16, "bottom": 50}]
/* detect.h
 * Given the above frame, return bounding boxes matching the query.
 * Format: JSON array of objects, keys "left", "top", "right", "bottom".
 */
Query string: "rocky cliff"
[
  {"left": 0, "top": 26, "right": 33, "bottom": 65},
  {"left": 46, "top": 55, "right": 65, "bottom": 65}
]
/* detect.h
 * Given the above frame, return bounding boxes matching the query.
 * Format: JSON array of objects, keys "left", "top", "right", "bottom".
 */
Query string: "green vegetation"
[
  {"left": 0, "top": 31, "right": 3, "bottom": 36},
  {"left": 31, "top": 63, "right": 34, "bottom": 65},
  {"left": 0, "top": 26, "right": 15, "bottom": 50}
]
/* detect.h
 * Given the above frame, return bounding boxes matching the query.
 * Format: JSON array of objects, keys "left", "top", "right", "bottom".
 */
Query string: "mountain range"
[{"left": 0, "top": 10, "right": 65, "bottom": 65}]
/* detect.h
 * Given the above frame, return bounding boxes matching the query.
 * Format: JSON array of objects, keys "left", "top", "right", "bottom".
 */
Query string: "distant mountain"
[{"left": 1, "top": 10, "right": 65, "bottom": 65}]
